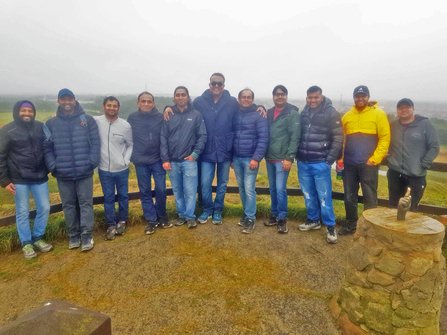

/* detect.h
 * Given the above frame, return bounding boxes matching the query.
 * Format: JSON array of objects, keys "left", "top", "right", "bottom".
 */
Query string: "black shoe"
[
  {"left": 242, "top": 218, "right": 255, "bottom": 234},
  {"left": 158, "top": 217, "right": 173, "bottom": 228},
  {"left": 175, "top": 217, "right": 187, "bottom": 226},
  {"left": 145, "top": 221, "right": 157, "bottom": 235},
  {"left": 338, "top": 226, "right": 356, "bottom": 236},
  {"left": 264, "top": 216, "right": 278, "bottom": 227},
  {"left": 238, "top": 216, "right": 246, "bottom": 226},
  {"left": 187, "top": 219, "right": 197, "bottom": 229},
  {"left": 277, "top": 219, "right": 288, "bottom": 234}
]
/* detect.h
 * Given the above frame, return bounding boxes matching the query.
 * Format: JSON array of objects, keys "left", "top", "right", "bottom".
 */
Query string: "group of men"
[{"left": 0, "top": 73, "right": 440, "bottom": 259}]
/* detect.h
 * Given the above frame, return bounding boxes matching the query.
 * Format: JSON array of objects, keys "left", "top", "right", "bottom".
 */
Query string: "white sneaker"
[
  {"left": 327, "top": 227, "right": 338, "bottom": 244},
  {"left": 298, "top": 219, "right": 321, "bottom": 231},
  {"left": 81, "top": 238, "right": 94, "bottom": 252}
]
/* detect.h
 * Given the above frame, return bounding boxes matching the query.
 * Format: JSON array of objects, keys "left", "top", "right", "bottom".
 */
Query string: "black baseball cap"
[
  {"left": 58, "top": 88, "right": 75, "bottom": 99},
  {"left": 397, "top": 98, "right": 414, "bottom": 108},
  {"left": 353, "top": 85, "right": 370, "bottom": 97}
]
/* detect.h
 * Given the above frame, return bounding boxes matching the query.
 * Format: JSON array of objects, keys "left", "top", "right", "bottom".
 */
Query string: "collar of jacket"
[
  {"left": 302, "top": 96, "right": 333, "bottom": 116},
  {"left": 137, "top": 107, "right": 161, "bottom": 116},
  {"left": 350, "top": 101, "right": 379, "bottom": 114},
  {"left": 173, "top": 104, "right": 193, "bottom": 114},
  {"left": 398, "top": 114, "right": 427, "bottom": 127},
  {"left": 203, "top": 89, "right": 231, "bottom": 104},
  {"left": 267, "top": 103, "right": 293, "bottom": 119}
]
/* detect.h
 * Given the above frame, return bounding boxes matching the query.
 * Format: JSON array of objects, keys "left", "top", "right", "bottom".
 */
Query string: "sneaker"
[
  {"left": 33, "top": 240, "right": 53, "bottom": 252},
  {"left": 213, "top": 212, "right": 222, "bottom": 225},
  {"left": 264, "top": 216, "right": 277, "bottom": 227},
  {"left": 23, "top": 244, "right": 37, "bottom": 259},
  {"left": 338, "top": 226, "right": 356, "bottom": 236},
  {"left": 277, "top": 219, "right": 288, "bottom": 234},
  {"left": 158, "top": 217, "right": 173, "bottom": 229},
  {"left": 238, "top": 216, "right": 246, "bottom": 226},
  {"left": 198, "top": 212, "right": 212, "bottom": 224},
  {"left": 175, "top": 217, "right": 187, "bottom": 226},
  {"left": 242, "top": 218, "right": 255, "bottom": 234},
  {"left": 69, "top": 238, "right": 81, "bottom": 250},
  {"left": 298, "top": 219, "right": 322, "bottom": 231},
  {"left": 116, "top": 221, "right": 126, "bottom": 235},
  {"left": 81, "top": 238, "right": 94, "bottom": 252},
  {"left": 327, "top": 226, "right": 338, "bottom": 244},
  {"left": 187, "top": 219, "right": 197, "bottom": 229},
  {"left": 104, "top": 226, "right": 117, "bottom": 240},
  {"left": 144, "top": 221, "right": 157, "bottom": 235}
]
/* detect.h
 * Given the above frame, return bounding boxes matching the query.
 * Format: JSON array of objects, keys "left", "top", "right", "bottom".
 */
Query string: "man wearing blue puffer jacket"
[
  {"left": 44, "top": 88, "right": 100, "bottom": 252},
  {"left": 232, "top": 89, "right": 269, "bottom": 234}
]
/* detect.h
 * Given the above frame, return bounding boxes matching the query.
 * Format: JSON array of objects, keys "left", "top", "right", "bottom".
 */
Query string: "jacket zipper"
[{"left": 108, "top": 122, "right": 111, "bottom": 172}]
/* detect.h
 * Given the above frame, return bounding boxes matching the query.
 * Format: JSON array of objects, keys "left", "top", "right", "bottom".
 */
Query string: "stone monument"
[{"left": 330, "top": 198, "right": 446, "bottom": 334}]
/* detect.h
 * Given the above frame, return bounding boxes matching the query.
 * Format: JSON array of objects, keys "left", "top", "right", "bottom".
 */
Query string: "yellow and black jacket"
[{"left": 341, "top": 101, "right": 390, "bottom": 165}]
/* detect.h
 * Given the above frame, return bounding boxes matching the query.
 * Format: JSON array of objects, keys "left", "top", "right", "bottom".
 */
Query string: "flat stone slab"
[
  {"left": 363, "top": 208, "right": 445, "bottom": 235},
  {"left": 0, "top": 299, "right": 111, "bottom": 335}
]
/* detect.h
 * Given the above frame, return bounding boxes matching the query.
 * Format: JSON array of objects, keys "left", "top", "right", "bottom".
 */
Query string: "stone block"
[
  {"left": 395, "top": 306, "right": 417, "bottom": 319},
  {"left": 365, "top": 245, "right": 382, "bottom": 257},
  {"left": 409, "top": 312, "right": 437, "bottom": 328},
  {"left": 367, "top": 268, "right": 396, "bottom": 286},
  {"left": 337, "top": 313, "right": 366, "bottom": 335},
  {"left": 345, "top": 266, "right": 373, "bottom": 289},
  {"left": 408, "top": 258, "right": 433, "bottom": 277},
  {"left": 348, "top": 246, "right": 370, "bottom": 271},
  {"left": 395, "top": 329, "right": 418, "bottom": 335},
  {"left": 375, "top": 255, "right": 405, "bottom": 276},
  {"left": 392, "top": 313, "right": 406, "bottom": 328},
  {"left": 0, "top": 299, "right": 111, "bottom": 335},
  {"left": 364, "top": 302, "right": 393, "bottom": 334}
]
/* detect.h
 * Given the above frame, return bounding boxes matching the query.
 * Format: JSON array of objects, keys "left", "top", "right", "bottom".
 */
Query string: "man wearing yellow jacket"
[{"left": 337, "top": 85, "right": 390, "bottom": 235}]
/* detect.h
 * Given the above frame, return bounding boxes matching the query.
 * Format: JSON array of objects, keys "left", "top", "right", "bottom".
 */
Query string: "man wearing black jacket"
[
  {"left": 161, "top": 86, "right": 207, "bottom": 229},
  {"left": 0, "top": 100, "right": 52, "bottom": 259},
  {"left": 127, "top": 92, "right": 171, "bottom": 235}
]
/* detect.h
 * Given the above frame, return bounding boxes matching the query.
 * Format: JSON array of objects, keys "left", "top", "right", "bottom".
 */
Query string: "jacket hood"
[
  {"left": 56, "top": 101, "right": 84, "bottom": 117},
  {"left": 268, "top": 103, "right": 298, "bottom": 117},
  {"left": 13, "top": 100, "right": 36, "bottom": 127},
  {"left": 349, "top": 101, "right": 379, "bottom": 113},
  {"left": 202, "top": 89, "right": 231, "bottom": 103}
]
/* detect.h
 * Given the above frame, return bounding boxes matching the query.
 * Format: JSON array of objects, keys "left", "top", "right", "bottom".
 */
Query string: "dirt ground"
[{"left": 0, "top": 219, "right": 446, "bottom": 334}]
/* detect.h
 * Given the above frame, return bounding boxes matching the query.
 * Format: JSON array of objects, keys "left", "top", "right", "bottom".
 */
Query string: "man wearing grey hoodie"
[
  {"left": 387, "top": 98, "right": 439, "bottom": 212},
  {"left": 94, "top": 96, "right": 133, "bottom": 240}
]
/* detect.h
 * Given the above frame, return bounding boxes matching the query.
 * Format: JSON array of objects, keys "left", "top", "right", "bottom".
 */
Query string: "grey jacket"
[
  {"left": 94, "top": 115, "right": 133, "bottom": 173},
  {"left": 387, "top": 115, "right": 439, "bottom": 177}
]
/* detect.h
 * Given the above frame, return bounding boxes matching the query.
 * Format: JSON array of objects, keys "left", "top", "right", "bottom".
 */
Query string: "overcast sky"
[{"left": 1, "top": 0, "right": 447, "bottom": 103}]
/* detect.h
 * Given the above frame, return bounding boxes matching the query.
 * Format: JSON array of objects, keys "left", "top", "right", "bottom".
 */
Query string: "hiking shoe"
[
  {"left": 116, "top": 221, "right": 126, "bottom": 235},
  {"left": 298, "top": 219, "right": 322, "bottom": 231},
  {"left": 175, "top": 217, "right": 187, "bottom": 226},
  {"left": 187, "top": 219, "right": 197, "bottom": 229},
  {"left": 105, "top": 226, "right": 117, "bottom": 240},
  {"left": 145, "top": 221, "right": 157, "bottom": 235},
  {"left": 213, "top": 212, "right": 222, "bottom": 225},
  {"left": 242, "top": 218, "right": 255, "bottom": 234},
  {"left": 69, "top": 238, "right": 81, "bottom": 250},
  {"left": 338, "top": 226, "right": 356, "bottom": 236},
  {"left": 33, "top": 239, "right": 53, "bottom": 252},
  {"left": 264, "top": 216, "right": 278, "bottom": 227},
  {"left": 277, "top": 219, "right": 288, "bottom": 234},
  {"left": 23, "top": 244, "right": 37, "bottom": 259},
  {"left": 158, "top": 217, "right": 173, "bottom": 228},
  {"left": 198, "top": 212, "right": 212, "bottom": 224},
  {"left": 238, "top": 216, "right": 246, "bottom": 226},
  {"left": 327, "top": 226, "right": 338, "bottom": 244},
  {"left": 81, "top": 238, "right": 94, "bottom": 252}
]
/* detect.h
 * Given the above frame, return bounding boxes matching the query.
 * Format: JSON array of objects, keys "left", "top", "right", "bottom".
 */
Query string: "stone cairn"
[{"left": 330, "top": 208, "right": 446, "bottom": 335}]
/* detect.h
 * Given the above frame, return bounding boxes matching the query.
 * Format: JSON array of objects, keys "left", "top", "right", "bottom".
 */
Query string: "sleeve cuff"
[{"left": 191, "top": 152, "right": 199, "bottom": 161}]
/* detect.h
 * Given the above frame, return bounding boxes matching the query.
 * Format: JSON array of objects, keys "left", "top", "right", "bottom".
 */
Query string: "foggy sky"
[{"left": 1, "top": 0, "right": 447, "bottom": 103}]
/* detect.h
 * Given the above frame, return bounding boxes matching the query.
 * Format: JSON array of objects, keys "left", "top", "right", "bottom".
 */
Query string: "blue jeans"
[
  {"left": 98, "top": 169, "right": 129, "bottom": 226},
  {"left": 298, "top": 161, "right": 336, "bottom": 226},
  {"left": 201, "top": 161, "right": 231, "bottom": 215},
  {"left": 266, "top": 161, "right": 290, "bottom": 220},
  {"left": 14, "top": 182, "right": 50, "bottom": 246},
  {"left": 233, "top": 156, "right": 259, "bottom": 220},
  {"left": 57, "top": 176, "right": 94, "bottom": 242},
  {"left": 168, "top": 160, "right": 198, "bottom": 220},
  {"left": 135, "top": 162, "right": 167, "bottom": 222}
]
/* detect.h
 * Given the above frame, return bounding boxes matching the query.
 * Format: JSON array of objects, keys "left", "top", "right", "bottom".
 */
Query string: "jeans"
[
  {"left": 266, "top": 161, "right": 290, "bottom": 220},
  {"left": 387, "top": 169, "right": 426, "bottom": 212},
  {"left": 233, "top": 156, "right": 259, "bottom": 220},
  {"left": 14, "top": 182, "right": 50, "bottom": 246},
  {"left": 201, "top": 161, "right": 231, "bottom": 215},
  {"left": 168, "top": 160, "right": 198, "bottom": 220},
  {"left": 98, "top": 169, "right": 129, "bottom": 226},
  {"left": 57, "top": 176, "right": 94, "bottom": 242},
  {"left": 343, "top": 163, "right": 379, "bottom": 225},
  {"left": 298, "top": 161, "right": 336, "bottom": 226},
  {"left": 135, "top": 162, "right": 167, "bottom": 222}
]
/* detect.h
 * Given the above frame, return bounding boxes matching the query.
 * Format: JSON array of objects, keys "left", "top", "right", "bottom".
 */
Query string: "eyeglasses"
[
  {"left": 274, "top": 93, "right": 287, "bottom": 97},
  {"left": 210, "top": 82, "right": 224, "bottom": 87}
]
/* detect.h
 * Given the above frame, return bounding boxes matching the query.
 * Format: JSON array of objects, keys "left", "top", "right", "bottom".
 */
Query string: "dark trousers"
[
  {"left": 387, "top": 169, "right": 426, "bottom": 212},
  {"left": 343, "top": 163, "right": 379, "bottom": 225}
]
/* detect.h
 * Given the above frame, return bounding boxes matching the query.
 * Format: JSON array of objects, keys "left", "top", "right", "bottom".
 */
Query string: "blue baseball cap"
[{"left": 58, "top": 88, "right": 75, "bottom": 99}]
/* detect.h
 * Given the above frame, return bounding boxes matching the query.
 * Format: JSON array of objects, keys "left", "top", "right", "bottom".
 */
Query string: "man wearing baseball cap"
[
  {"left": 387, "top": 98, "right": 439, "bottom": 211},
  {"left": 44, "top": 89, "right": 100, "bottom": 251},
  {"left": 337, "top": 85, "right": 390, "bottom": 235}
]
